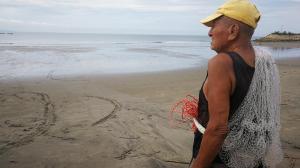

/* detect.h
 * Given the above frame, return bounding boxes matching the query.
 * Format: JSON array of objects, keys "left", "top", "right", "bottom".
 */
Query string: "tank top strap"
[
  {"left": 226, "top": 51, "right": 255, "bottom": 116},
  {"left": 226, "top": 52, "right": 255, "bottom": 70}
]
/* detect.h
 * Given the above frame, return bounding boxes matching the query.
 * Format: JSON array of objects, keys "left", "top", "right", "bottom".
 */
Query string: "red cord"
[{"left": 170, "top": 95, "right": 199, "bottom": 131}]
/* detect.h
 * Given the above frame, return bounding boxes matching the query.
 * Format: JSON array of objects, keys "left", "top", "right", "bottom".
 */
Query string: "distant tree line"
[{"left": 272, "top": 31, "right": 300, "bottom": 35}]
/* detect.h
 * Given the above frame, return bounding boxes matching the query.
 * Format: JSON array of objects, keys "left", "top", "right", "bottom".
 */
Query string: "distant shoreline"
[
  {"left": 254, "top": 33, "right": 300, "bottom": 42},
  {"left": 0, "top": 32, "right": 14, "bottom": 35}
]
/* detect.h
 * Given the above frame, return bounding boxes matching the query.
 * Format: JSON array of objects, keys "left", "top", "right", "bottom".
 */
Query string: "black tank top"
[{"left": 192, "top": 52, "right": 255, "bottom": 164}]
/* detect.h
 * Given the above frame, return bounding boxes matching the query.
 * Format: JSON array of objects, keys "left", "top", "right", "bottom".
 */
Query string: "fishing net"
[{"left": 219, "top": 47, "right": 283, "bottom": 168}]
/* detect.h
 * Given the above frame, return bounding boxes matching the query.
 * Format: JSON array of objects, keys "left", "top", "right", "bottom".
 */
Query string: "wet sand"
[{"left": 0, "top": 58, "right": 299, "bottom": 168}]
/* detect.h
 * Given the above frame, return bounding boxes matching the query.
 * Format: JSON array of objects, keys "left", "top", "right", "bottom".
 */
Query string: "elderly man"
[{"left": 191, "top": 0, "right": 282, "bottom": 168}]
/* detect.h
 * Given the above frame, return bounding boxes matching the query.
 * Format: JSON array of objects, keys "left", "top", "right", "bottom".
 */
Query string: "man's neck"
[{"left": 221, "top": 39, "right": 256, "bottom": 67}]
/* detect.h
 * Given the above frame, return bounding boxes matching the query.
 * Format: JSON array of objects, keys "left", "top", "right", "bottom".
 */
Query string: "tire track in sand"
[
  {"left": 0, "top": 92, "right": 56, "bottom": 155},
  {"left": 85, "top": 96, "right": 121, "bottom": 126}
]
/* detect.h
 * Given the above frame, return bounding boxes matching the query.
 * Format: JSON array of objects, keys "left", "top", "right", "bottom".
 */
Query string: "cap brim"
[{"left": 200, "top": 13, "right": 223, "bottom": 27}]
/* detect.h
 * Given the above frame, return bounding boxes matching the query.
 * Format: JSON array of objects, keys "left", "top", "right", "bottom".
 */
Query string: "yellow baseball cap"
[{"left": 201, "top": 0, "right": 261, "bottom": 28}]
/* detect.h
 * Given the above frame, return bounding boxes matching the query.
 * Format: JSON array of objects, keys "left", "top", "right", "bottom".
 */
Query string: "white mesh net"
[{"left": 219, "top": 47, "right": 283, "bottom": 168}]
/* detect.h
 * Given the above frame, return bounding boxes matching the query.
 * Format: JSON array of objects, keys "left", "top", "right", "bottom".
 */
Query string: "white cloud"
[
  {"left": 0, "top": 0, "right": 299, "bottom": 35},
  {"left": 0, "top": 0, "right": 215, "bottom": 12}
]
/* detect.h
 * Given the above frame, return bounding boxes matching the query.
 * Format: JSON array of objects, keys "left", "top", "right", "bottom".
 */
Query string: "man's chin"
[{"left": 210, "top": 46, "right": 219, "bottom": 53}]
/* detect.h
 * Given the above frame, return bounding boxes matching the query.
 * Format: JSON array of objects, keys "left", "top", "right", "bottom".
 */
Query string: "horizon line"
[{"left": 0, "top": 30, "right": 265, "bottom": 38}]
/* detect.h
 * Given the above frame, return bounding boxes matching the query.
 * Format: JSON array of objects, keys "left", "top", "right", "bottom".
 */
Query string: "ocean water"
[{"left": 0, "top": 32, "right": 299, "bottom": 80}]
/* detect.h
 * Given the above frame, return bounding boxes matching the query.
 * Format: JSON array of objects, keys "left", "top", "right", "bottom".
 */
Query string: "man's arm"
[{"left": 192, "top": 53, "right": 233, "bottom": 168}]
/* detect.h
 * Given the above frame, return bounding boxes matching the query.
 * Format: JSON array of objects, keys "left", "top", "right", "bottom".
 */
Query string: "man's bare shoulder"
[{"left": 208, "top": 53, "right": 233, "bottom": 71}]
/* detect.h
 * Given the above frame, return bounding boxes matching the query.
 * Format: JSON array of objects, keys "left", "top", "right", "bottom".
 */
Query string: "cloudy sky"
[{"left": 0, "top": 0, "right": 300, "bottom": 36}]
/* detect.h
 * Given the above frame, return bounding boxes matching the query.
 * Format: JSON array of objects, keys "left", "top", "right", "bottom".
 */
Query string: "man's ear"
[{"left": 228, "top": 24, "right": 239, "bottom": 40}]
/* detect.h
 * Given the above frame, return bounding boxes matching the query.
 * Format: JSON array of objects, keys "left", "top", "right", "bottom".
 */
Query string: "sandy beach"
[{"left": 0, "top": 56, "right": 299, "bottom": 167}]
